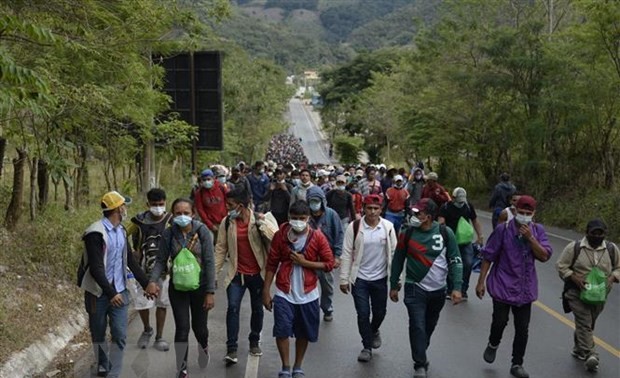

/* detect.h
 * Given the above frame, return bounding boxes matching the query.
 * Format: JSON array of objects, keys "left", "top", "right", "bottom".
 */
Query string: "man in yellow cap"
[{"left": 77, "top": 191, "right": 151, "bottom": 377}]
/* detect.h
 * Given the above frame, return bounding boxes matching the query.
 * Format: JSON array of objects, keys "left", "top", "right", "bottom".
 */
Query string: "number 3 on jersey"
[{"left": 432, "top": 234, "right": 444, "bottom": 251}]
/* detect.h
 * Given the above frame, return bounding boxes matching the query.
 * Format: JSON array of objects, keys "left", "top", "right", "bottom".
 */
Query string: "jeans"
[
  {"left": 488, "top": 300, "right": 532, "bottom": 365},
  {"left": 169, "top": 283, "right": 209, "bottom": 371},
  {"left": 317, "top": 269, "right": 335, "bottom": 315},
  {"left": 85, "top": 290, "right": 129, "bottom": 378},
  {"left": 403, "top": 284, "right": 446, "bottom": 369},
  {"left": 226, "top": 273, "right": 264, "bottom": 352},
  {"left": 351, "top": 277, "right": 388, "bottom": 349},
  {"left": 447, "top": 243, "right": 473, "bottom": 295},
  {"left": 384, "top": 212, "right": 404, "bottom": 234}
]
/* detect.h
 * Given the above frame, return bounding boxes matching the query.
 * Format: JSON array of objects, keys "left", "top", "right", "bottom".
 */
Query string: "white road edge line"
[{"left": 244, "top": 355, "right": 261, "bottom": 378}]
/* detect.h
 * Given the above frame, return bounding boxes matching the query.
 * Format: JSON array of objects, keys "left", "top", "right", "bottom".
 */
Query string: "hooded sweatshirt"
[
  {"left": 488, "top": 181, "right": 516, "bottom": 209},
  {"left": 306, "top": 186, "right": 344, "bottom": 257}
]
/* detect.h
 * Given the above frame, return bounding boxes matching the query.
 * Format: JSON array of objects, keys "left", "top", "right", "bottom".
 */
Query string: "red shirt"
[
  {"left": 386, "top": 187, "right": 410, "bottom": 212},
  {"left": 194, "top": 181, "right": 227, "bottom": 229},
  {"left": 236, "top": 219, "right": 261, "bottom": 275}
]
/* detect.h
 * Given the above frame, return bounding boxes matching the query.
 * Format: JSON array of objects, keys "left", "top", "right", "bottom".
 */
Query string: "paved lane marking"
[
  {"left": 534, "top": 300, "right": 620, "bottom": 358},
  {"left": 244, "top": 355, "right": 260, "bottom": 378},
  {"left": 298, "top": 101, "right": 331, "bottom": 163}
]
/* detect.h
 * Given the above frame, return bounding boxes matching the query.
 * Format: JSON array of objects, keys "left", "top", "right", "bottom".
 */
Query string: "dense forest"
[{"left": 319, "top": 0, "right": 620, "bottom": 235}]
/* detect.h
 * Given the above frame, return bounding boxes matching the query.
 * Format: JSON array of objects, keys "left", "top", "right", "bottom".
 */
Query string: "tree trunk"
[
  {"left": 37, "top": 159, "right": 49, "bottom": 211},
  {"left": 64, "top": 174, "right": 73, "bottom": 212},
  {"left": 29, "top": 157, "right": 38, "bottom": 221},
  {"left": 75, "top": 145, "right": 89, "bottom": 208},
  {"left": 4, "top": 148, "right": 28, "bottom": 231},
  {"left": 0, "top": 137, "right": 6, "bottom": 178}
]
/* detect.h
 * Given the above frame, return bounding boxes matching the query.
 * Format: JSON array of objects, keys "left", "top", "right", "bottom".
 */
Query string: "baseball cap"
[
  {"left": 393, "top": 175, "right": 404, "bottom": 182},
  {"left": 427, "top": 172, "right": 438, "bottom": 181},
  {"left": 200, "top": 169, "right": 214, "bottom": 178},
  {"left": 355, "top": 169, "right": 364, "bottom": 177},
  {"left": 336, "top": 175, "right": 347, "bottom": 184},
  {"left": 101, "top": 191, "right": 131, "bottom": 211},
  {"left": 516, "top": 195, "right": 536, "bottom": 211},
  {"left": 363, "top": 194, "right": 383, "bottom": 206},
  {"left": 586, "top": 219, "right": 607, "bottom": 234},
  {"left": 411, "top": 198, "right": 437, "bottom": 214}
]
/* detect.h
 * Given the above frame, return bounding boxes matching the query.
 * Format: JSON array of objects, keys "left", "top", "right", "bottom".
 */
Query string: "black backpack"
[
  {"left": 561, "top": 240, "right": 617, "bottom": 313},
  {"left": 132, "top": 213, "right": 173, "bottom": 274}
]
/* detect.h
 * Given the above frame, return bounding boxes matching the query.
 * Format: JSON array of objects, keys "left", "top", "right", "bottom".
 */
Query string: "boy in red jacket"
[
  {"left": 194, "top": 168, "right": 228, "bottom": 242},
  {"left": 263, "top": 200, "right": 335, "bottom": 378}
]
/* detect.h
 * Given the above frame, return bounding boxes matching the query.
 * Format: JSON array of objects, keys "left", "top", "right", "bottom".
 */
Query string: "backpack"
[
  {"left": 561, "top": 240, "right": 617, "bottom": 313},
  {"left": 171, "top": 232, "right": 201, "bottom": 291},
  {"left": 132, "top": 213, "right": 172, "bottom": 274}
]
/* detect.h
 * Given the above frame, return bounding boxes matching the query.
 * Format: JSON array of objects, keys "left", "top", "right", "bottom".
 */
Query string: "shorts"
[
  {"left": 273, "top": 295, "right": 320, "bottom": 342},
  {"left": 129, "top": 276, "right": 170, "bottom": 310}
]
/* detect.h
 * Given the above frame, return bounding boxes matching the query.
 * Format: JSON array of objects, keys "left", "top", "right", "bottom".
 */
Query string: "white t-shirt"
[
  {"left": 357, "top": 220, "right": 388, "bottom": 281},
  {"left": 416, "top": 246, "right": 448, "bottom": 292},
  {"left": 275, "top": 232, "right": 320, "bottom": 304}
]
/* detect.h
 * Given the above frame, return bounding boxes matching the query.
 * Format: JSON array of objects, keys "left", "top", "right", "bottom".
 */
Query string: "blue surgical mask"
[
  {"left": 202, "top": 180, "right": 214, "bottom": 189},
  {"left": 289, "top": 220, "right": 307, "bottom": 233},
  {"left": 228, "top": 208, "right": 240, "bottom": 219},
  {"left": 218, "top": 177, "right": 227, "bottom": 184},
  {"left": 309, "top": 201, "right": 322, "bottom": 212},
  {"left": 337, "top": 185, "right": 346, "bottom": 191},
  {"left": 174, "top": 214, "right": 192, "bottom": 228},
  {"left": 292, "top": 178, "right": 301, "bottom": 187}
]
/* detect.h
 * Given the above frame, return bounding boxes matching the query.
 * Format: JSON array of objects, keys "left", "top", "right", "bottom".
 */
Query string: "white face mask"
[
  {"left": 218, "top": 177, "right": 227, "bottom": 184},
  {"left": 202, "top": 180, "right": 214, "bottom": 189},
  {"left": 337, "top": 185, "right": 346, "bottom": 191},
  {"left": 150, "top": 206, "right": 166, "bottom": 217},
  {"left": 515, "top": 213, "right": 533, "bottom": 225},
  {"left": 289, "top": 219, "right": 307, "bottom": 233},
  {"left": 309, "top": 201, "right": 322, "bottom": 212},
  {"left": 409, "top": 215, "right": 422, "bottom": 228}
]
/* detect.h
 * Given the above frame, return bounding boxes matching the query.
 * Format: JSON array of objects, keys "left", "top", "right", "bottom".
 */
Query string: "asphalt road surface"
[{"left": 287, "top": 98, "right": 333, "bottom": 165}]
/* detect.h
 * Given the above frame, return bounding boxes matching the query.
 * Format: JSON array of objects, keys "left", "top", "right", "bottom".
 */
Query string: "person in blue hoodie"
[{"left": 306, "top": 186, "right": 344, "bottom": 321}]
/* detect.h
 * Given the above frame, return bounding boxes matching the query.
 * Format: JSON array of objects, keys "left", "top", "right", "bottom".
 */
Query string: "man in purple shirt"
[{"left": 475, "top": 195, "right": 552, "bottom": 378}]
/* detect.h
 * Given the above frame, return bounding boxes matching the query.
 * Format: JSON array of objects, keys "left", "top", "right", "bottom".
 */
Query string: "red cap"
[
  {"left": 363, "top": 194, "right": 383, "bottom": 205},
  {"left": 516, "top": 195, "right": 536, "bottom": 211},
  {"left": 411, "top": 198, "right": 437, "bottom": 214}
]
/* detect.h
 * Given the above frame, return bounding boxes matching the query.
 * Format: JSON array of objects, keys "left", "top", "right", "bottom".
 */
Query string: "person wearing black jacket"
[
  {"left": 266, "top": 169, "right": 293, "bottom": 225},
  {"left": 146, "top": 198, "right": 216, "bottom": 378},
  {"left": 78, "top": 191, "right": 150, "bottom": 378}
]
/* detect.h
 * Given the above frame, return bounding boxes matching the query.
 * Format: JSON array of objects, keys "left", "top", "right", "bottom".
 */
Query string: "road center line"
[
  {"left": 533, "top": 300, "right": 620, "bottom": 358},
  {"left": 244, "top": 355, "right": 260, "bottom": 378}
]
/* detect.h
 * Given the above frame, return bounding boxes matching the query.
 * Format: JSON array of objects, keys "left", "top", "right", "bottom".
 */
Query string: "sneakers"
[
  {"left": 571, "top": 350, "right": 587, "bottom": 361},
  {"left": 198, "top": 345, "right": 210, "bottom": 368},
  {"left": 445, "top": 294, "right": 451, "bottom": 300},
  {"left": 483, "top": 343, "right": 498, "bottom": 363},
  {"left": 278, "top": 370, "right": 291, "bottom": 378},
  {"left": 357, "top": 348, "right": 372, "bottom": 362},
  {"left": 323, "top": 312, "right": 334, "bottom": 322},
  {"left": 372, "top": 331, "right": 382, "bottom": 349},
  {"left": 93, "top": 364, "right": 108, "bottom": 377},
  {"left": 153, "top": 338, "right": 169, "bottom": 352},
  {"left": 585, "top": 355, "right": 599, "bottom": 372},
  {"left": 137, "top": 327, "right": 154, "bottom": 349},
  {"left": 462, "top": 292, "right": 468, "bottom": 301},
  {"left": 250, "top": 345, "right": 263, "bottom": 356},
  {"left": 292, "top": 368, "right": 305, "bottom": 378},
  {"left": 413, "top": 366, "right": 427, "bottom": 378},
  {"left": 177, "top": 369, "right": 188, "bottom": 378},
  {"left": 224, "top": 350, "right": 238, "bottom": 365},
  {"left": 510, "top": 365, "right": 530, "bottom": 378}
]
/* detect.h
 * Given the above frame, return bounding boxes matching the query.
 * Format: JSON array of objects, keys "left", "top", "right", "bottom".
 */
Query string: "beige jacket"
[
  {"left": 215, "top": 210, "right": 278, "bottom": 287},
  {"left": 556, "top": 238, "right": 620, "bottom": 283},
  {"left": 339, "top": 217, "right": 398, "bottom": 286}
]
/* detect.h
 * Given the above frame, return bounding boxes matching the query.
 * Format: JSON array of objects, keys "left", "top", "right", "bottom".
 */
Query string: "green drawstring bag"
[
  {"left": 172, "top": 247, "right": 201, "bottom": 291},
  {"left": 580, "top": 266, "right": 607, "bottom": 305},
  {"left": 455, "top": 217, "right": 474, "bottom": 245}
]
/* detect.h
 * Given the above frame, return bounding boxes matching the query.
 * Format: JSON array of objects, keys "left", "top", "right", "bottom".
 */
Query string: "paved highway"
[{"left": 287, "top": 98, "right": 333, "bottom": 165}]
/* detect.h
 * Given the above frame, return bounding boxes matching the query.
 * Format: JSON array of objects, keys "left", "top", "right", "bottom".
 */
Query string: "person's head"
[
  {"left": 170, "top": 198, "right": 194, "bottom": 229},
  {"left": 508, "top": 193, "right": 521, "bottom": 209},
  {"left": 200, "top": 169, "right": 215, "bottom": 189},
  {"left": 500, "top": 172, "right": 510, "bottom": 182},
  {"left": 514, "top": 195, "right": 536, "bottom": 225},
  {"left": 254, "top": 161, "right": 265, "bottom": 174},
  {"left": 226, "top": 187, "right": 250, "bottom": 219},
  {"left": 410, "top": 198, "right": 438, "bottom": 228},
  {"left": 398, "top": 168, "right": 406, "bottom": 176},
  {"left": 355, "top": 169, "right": 364, "bottom": 181},
  {"left": 289, "top": 200, "right": 310, "bottom": 234},
  {"left": 275, "top": 169, "right": 286, "bottom": 182},
  {"left": 335, "top": 175, "right": 347, "bottom": 191},
  {"left": 426, "top": 172, "right": 438, "bottom": 183},
  {"left": 452, "top": 187, "right": 467, "bottom": 208},
  {"left": 413, "top": 168, "right": 424, "bottom": 181},
  {"left": 291, "top": 170, "right": 300, "bottom": 180},
  {"left": 217, "top": 172, "right": 227, "bottom": 184},
  {"left": 367, "top": 169, "right": 376, "bottom": 181},
  {"left": 363, "top": 194, "right": 383, "bottom": 222},
  {"left": 300, "top": 169, "right": 312, "bottom": 184},
  {"left": 146, "top": 188, "right": 167, "bottom": 218},
  {"left": 101, "top": 191, "right": 131, "bottom": 223},
  {"left": 585, "top": 219, "right": 608, "bottom": 248},
  {"left": 393, "top": 175, "right": 404, "bottom": 189},
  {"left": 231, "top": 167, "right": 241, "bottom": 180}
]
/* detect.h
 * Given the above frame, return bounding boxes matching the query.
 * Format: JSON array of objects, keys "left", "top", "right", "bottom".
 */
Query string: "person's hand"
[
  {"left": 607, "top": 275, "right": 616, "bottom": 289},
  {"left": 145, "top": 282, "right": 159, "bottom": 298},
  {"left": 334, "top": 257, "right": 341, "bottom": 269},
  {"left": 110, "top": 293, "right": 124, "bottom": 307},
  {"left": 389, "top": 289, "right": 399, "bottom": 303},
  {"left": 571, "top": 274, "right": 586, "bottom": 289},
  {"left": 270, "top": 183, "right": 276, "bottom": 191},
  {"left": 519, "top": 224, "right": 533, "bottom": 240},
  {"left": 477, "top": 236, "right": 484, "bottom": 245},
  {"left": 203, "top": 293, "right": 215, "bottom": 311},
  {"left": 262, "top": 291, "right": 273, "bottom": 311},
  {"left": 451, "top": 290, "right": 462, "bottom": 305},
  {"left": 340, "top": 284, "right": 349, "bottom": 294},
  {"left": 210, "top": 225, "right": 218, "bottom": 232},
  {"left": 476, "top": 281, "right": 486, "bottom": 299},
  {"left": 256, "top": 212, "right": 265, "bottom": 221},
  {"left": 289, "top": 252, "right": 307, "bottom": 267}
]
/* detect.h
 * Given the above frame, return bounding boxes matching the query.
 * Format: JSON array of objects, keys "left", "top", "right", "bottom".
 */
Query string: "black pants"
[
  {"left": 169, "top": 284, "right": 209, "bottom": 371},
  {"left": 488, "top": 300, "right": 531, "bottom": 365}
]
